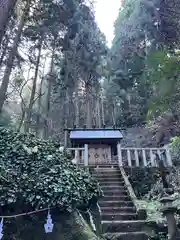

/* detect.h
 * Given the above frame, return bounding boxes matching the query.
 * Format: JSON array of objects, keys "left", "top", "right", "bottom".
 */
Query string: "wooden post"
[
  {"left": 84, "top": 144, "right": 88, "bottom": 166},
  {"left": 64, "top": 130, "right": 68, "bottom": 148},
  {"left": 117, "top": 142, "right": 122, "bottom": 166}
]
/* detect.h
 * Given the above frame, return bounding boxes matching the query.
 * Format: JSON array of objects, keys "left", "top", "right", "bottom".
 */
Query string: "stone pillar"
[{"left": 160, "top": 196, "right": 178, "bottom": 240}]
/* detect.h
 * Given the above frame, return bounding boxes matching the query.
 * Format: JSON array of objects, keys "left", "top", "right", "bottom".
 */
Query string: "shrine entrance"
[
  {"left": 65, "top": 128, "right": 123, "bottom": 166},
  {"left": 88, "top": 144, "right": 112, "bottom": 165},
  {"left": 65, "top": 128, "right": 172, "bottom": 167}
]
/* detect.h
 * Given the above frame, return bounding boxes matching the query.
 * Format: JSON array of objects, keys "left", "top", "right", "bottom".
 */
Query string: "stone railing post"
[
  {"left": 117, "top": 142, "right": 122, "bottom": 166},
  {"left": 160, "top": 196, "right": 178, "bottom": 240},
  {"left": 165, "top": 146, "right": 173, "bottom": 167},
  {"left": 75, "top": 150, "right": 79, "bottom": 163},
  {"left": 84, "top": 144, "right": 88, "bottom": 167}
]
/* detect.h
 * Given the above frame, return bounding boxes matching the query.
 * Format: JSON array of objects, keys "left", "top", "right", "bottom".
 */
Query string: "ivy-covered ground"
[{"left": 0, "top": 127, "right": 102, "bottom": 239}]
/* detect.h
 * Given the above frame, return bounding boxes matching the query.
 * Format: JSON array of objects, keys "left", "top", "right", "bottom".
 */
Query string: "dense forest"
[
  {"left": 0, "top": 0, "right": 107, "bottom": 139},
  {"left": 0, "top": 0, "right": 180, "bottom": 144},
  {"left": 1, "top": 0, "right": 180, "bottom": 147},
  {"left": 1, "top": 0, "right": 180, "bottom": 239}
]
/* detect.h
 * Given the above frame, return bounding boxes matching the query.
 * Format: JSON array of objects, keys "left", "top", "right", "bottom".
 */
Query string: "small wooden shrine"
[{"left": 64, "top": 127, "right": 123, "bottom": 165}]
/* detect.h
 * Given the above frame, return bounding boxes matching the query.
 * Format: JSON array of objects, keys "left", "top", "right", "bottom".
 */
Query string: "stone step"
[
  {"left": 99, "top": 201, "right": 134, "bottom": 208},
  {"left": 94, "top": 178, "right": 124, "bottom": 183},
  {"left": 100, "top": 195, "right": 131, "bottom": 201},
  {"left": 101, "top": 213, "right": 138, "bottom": 221},
  {"left": 93, "top": 165, "right": 120, "bottom": 172},
  {"left": 100, "top": 206, "right": 136, "bottom": 214},
  {"left": 103, "top": 232, "right": 148, "bottom": 240},
  {"left": 97, "top": 179, "right": 125, "bottom": 184},
  {"left": 102, "top": 220, "right": 147, "bottom": 233},
  {"left": 102, "top": 189, "right": 129, "bottom": 196},
  {"left": 92, "top": 170, "right": 122, "bottom": 174},
  {"left": 93, "top": 171, "right": 121, "bottom": 174},
  {"left": 93, "top": 175, "right": 123, "bottom": 180},
  {"left": 93, "top": 172, "right": 122, "bottom": 175},
  {"left": 102, "top": 188, "right": 127, "bottom": 194},
  {"left": 101, "top": 185, "right": 126, "bottom": 191}
]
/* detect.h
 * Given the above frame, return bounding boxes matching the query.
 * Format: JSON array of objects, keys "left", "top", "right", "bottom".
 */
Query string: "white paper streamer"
[
  {"left": 44, "top": 211, "right": 54, "bottom": 233},
  {"left": 0, "top": 218, "right": 3, "bottom": 239}
]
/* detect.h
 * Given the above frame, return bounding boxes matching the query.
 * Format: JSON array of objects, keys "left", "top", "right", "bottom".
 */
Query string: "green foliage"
[
  {"left": 107, "top": 0, "right": 180, "bottom": 127},
  {"left": 170, "top": 136, "right": 180, "bottom": 165},
  {"left": 0, "top": 127, "right": 102, "bottom": 213},
  {"left": 127, "top": 168, "right": 158, "bottom": 197},
  {"left": 107, "top": 0, "right": 158, "bottom": 126},
  {"left": 136, "top": 199, "right": 164, "bottom": 223},
  {"left": 145, "top": 51, "right": 180, "bottom": 119}
]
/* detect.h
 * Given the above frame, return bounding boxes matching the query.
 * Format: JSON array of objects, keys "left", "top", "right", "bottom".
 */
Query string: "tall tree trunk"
[
  {"left": 86, "top": 84, "right": 92, "bottom": 128},
  {"left": 75, "top": 87, "right": 80, "bottom": 127},
  {"left": 36, "top": 57, "right": 47, "bottom": 136},
  {"left": 0, "top": 0, "right": 17, "bottom": 46},
  {"left": 0, "top": 0, "right": 30, "bottom": 113},
  {"left": 101, "top": 94, "right": 105, "bottom": 126},
  {"left": 0, "top": 35, "right": 8, "bottom": 68},
  {"left": 112, "top": 102, "right": 116, "bottom": 126},
  {"left": 64, "top": 91, "right": 69, "bottom": 129},
  {"left": 43, "top": 41, "right": 55, "bottom": 138},
  {"left": 17, "top": 64, "right": 32, "bottom": 132},
  {"left": 24, "top": 37, "right": 43, "bottom": 133},
  {"left": 96, "top": 97, "right": 101, "bottom": 128}
]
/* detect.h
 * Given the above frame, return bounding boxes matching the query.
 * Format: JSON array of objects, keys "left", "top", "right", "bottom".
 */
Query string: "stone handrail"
[
  {"left": 67, "top": 145, "right": 88, "bottom": 166},
  {"left": 118, "top": 147, "right": 172, "bottom": 167},
  {"left": 119, "top": 167, "right": 147, "bottom": 220}
]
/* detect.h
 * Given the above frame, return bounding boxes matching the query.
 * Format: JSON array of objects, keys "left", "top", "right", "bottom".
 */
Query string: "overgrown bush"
[
  {"left": 0, "top": 127, "right": 102, "bottom": 214},
  {"left": 170, "top": 136, "right": 180, "bottom": 165},
  {"left": 126, "top": 168, "right": 158, "bottom": 198}
]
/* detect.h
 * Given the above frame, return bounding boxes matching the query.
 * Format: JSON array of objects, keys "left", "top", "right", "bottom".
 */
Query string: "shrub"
[{"left": 0, "top": 127, "right": 102, "bottom": 214}]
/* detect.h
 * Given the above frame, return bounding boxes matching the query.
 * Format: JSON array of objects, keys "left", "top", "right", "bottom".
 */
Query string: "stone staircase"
[{"left": 92, "top": 167, "right": 148, "bottom": 240}]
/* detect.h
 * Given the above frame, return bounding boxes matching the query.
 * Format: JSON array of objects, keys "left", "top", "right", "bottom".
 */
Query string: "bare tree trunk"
[
  {"left": 0, "top": 0, "right": 17, "bottom": 46},
  {"left": 24, "top": 37, "right": 43, "bottom": 133},
  {"left": 17, "top": 107, "right": 26, "bottom": 132},
  {"left": 17, "top": 64, "right": 32, "bottom": 132},
  {"left": 0, "top": 0, "right": 30, "bottom": 112},
  {"left": 43, "top": 41, "right": 55, "bottom": 138}
]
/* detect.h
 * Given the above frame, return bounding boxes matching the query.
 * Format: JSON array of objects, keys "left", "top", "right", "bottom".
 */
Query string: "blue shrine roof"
[{"left": 70, "top": 130, "right": 123, "bottom": 140}]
